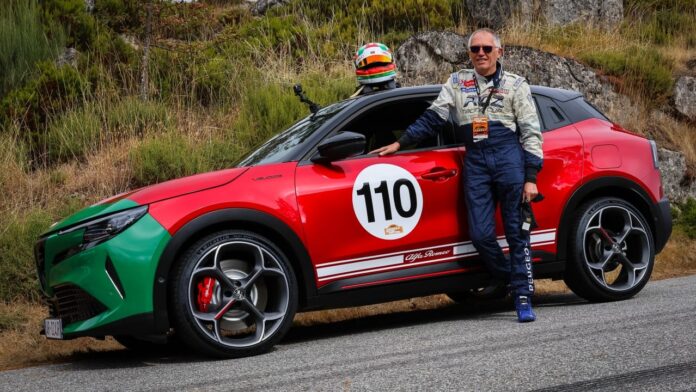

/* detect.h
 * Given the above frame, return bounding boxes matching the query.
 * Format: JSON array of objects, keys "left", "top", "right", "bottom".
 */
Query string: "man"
[
  {"left": 371, "top": 28, "right": 543, "bottom": 322},
  {"left": 350, "top": 42, "right": 399, "bottom": 97}
]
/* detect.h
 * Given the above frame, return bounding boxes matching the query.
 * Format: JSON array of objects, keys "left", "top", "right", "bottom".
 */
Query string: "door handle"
[{"left": 421, "top": 168, "right": 457, "bottom": 181}]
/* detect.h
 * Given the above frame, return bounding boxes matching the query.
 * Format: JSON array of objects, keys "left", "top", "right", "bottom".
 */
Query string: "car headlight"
[{"left": 55, "top": 206, "right": 148, "bottom": 263}]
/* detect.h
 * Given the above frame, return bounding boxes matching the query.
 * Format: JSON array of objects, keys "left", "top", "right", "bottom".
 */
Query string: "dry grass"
[
  {"left": 0, "top": 303, "right": 121, "bottom": 371},
  {"left": 653, "top": 229, "right": 696, "bottom": 279},
  {"left": 603, "top": 102, "right": 696, "bottom": 169}
]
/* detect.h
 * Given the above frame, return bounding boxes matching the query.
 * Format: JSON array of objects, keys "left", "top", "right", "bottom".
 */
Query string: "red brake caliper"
[{"left": 197, "top": 277, "right": 216, "bottom": 312}]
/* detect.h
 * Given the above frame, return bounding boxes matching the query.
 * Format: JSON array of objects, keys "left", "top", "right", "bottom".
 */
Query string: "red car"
[{"left": 36, "top": 85, "right": 672, "bottom": 357}]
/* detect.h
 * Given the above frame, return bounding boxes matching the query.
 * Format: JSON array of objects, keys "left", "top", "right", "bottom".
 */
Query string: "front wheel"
[
  {"left": 564, "top": 197, "right": 655, "bottom": 302},
  {"left": 170, "top": 230, "right": 298, "bottom": 358}
]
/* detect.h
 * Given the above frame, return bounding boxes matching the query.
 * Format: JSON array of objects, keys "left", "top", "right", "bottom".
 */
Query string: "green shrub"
[
  {"left": 129, "top": 132, "right": 201, "bottom": 186},
  {"left": 193, "top": 56, "right": 237, "bottom": 106},
  {"left": 1, "top": 61, "right": 90, "bottom": 132},
  {"left": 232, "top": 71, "right": 354, "bottom": 150},
  {"left": 580, "top": 46, "right": 674, "bottom": 103},
  {"left": 624, "top": 0, "right": 696, "bottom": 45},
  {"left": 43, "top": 107, "right": 101, "bottom": 164},
  {"left": 0, "top": 0, "right": 66, "bottom": 97},
  {"left": 42, "top": 0, "right": 98, "bottom": 49},
  {"left": 105, "top": 97, "right": 172, "bottom": 137},
  {"left": 678, "top": 198, "right": 696, "bottom": 239},
  {"left": 0, "top": 210, "right": 53, "bottom": 302},
  {"left": 42, "top": 0, "right": 97, "bottom": 50},
  {"left": 93, "top": 0, "right": 142, "bottom": 34}
]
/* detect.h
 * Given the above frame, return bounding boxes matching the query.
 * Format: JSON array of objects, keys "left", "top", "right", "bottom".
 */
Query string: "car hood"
[
  {"left": 47, "top": 167, "right": 249, "bottom": 234},
  {"left": 126, "top": 167, "right": 249, "bottom": 205}
]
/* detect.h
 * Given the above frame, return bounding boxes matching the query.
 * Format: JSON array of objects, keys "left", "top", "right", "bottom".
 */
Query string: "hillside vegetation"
[{"left": 1, "top": 0, "right": 696, "bottom": 306}]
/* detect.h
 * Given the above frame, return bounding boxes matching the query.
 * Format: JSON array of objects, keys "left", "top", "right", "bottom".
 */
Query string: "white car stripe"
[{"left": 316, "top": 229, "right": 557, "bottom": 279}]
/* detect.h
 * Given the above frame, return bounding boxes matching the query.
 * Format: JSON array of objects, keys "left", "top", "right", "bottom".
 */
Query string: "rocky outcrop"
[
  {"left": 463, "top": 0, "right": 533, "bottom": 30},
  {"left": 395, "top": 31, "right": 469, "bottom": 86},
  {"left": 674, "top": 76, "right": 696, "bottom": 121},
  {"left": 543, "top": 0, "right": 622, "bottom": 29},
  {"left": 659, "top": 148, "right": 696, "bottom": 202},
  {"left": 56, "top": 48, "right": 79, "bottom": 68},
  {"left": 462, "top": 0, "right": 622, "bottom": 30},
  {"left": 249, "top": 0, "right": 289, "bottom": 16},
  {"left": 396, "top": 32, "right": 636, "bottom": 119}
]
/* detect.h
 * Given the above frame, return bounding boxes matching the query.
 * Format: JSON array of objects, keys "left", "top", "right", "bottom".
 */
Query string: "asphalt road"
[{"left": 2, "top": 275, "right": 696, "bottom": 391}]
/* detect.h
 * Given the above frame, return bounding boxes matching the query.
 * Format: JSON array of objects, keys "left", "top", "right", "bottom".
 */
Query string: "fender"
[
  {"left": 556, "top": 176, "right": 665, "bottom": 263},
  {"left": 152, "top": 208, "right": 316, "bottom": 332}
]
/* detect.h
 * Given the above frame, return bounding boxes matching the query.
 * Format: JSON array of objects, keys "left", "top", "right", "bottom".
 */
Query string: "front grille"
[
  {"left": 34, "top": 239, "right": 47, "bottom": 292},
  {"left": 48, "top": 285, "right": 107, "bottom": 326}
]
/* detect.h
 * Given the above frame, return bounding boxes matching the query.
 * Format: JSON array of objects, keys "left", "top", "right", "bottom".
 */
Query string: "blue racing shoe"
[{"left": 515, "top": 295, "right": 536, "bottom": 323}]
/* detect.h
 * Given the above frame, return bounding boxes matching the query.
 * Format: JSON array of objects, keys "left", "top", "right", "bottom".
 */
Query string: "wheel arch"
[
  {"left": 557, "top": 176, "right": 659, "bottom": 264},
  {"left": 152, "top": 208, "right": 316, "bottom": 333}
]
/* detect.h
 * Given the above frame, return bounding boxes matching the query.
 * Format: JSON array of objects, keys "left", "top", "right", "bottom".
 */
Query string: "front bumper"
[
  {"left": 654, "top": 196, "right": 672, "bottom": 254},
  {"left": 36, "top": 213, "right": 171, "bottom": 338}
]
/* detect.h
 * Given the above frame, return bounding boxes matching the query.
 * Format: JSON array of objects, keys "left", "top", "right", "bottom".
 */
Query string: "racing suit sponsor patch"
[{"left": 472, "top": 116, "right": 489, "bottom": 142}]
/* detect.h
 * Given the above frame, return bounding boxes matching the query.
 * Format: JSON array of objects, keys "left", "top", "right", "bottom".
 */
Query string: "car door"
[{"left": 295, "top": 97, "right": 470, "bottom": 291}]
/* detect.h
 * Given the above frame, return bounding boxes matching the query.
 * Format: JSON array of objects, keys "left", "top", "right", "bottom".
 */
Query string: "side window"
[
  {"left": 339, "top": 98, "right": 440, "bottom": 154},
  {"left": 534, "top": 95, "right": 571, "bottom": 132}
]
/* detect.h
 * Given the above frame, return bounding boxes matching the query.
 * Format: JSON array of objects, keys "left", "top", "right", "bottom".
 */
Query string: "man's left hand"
[{"left": 523, "top": 182, "right": 538, "bottom": 203}]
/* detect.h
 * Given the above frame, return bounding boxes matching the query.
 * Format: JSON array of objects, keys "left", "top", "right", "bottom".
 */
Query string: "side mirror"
[{"left": 312, "top": 132, "right": 366, "bottom": 163}]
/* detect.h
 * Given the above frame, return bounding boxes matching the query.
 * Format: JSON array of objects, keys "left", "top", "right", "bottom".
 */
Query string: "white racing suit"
[{"left": 398, "top": 63, "right": 543, "bottom": 296}]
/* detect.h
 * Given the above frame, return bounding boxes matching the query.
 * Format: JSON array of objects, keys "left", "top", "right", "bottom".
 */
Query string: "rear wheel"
[
  {"left": 564, "top": 197, "right": 654, "bottom": 302},
  {"left": 170, "top": 230, "right": 298, "bottom": 358}
]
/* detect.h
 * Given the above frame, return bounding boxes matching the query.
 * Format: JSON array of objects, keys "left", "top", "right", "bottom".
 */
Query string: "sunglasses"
[{"left": 469, "top": 45, "right": 495, "bottom": 54}]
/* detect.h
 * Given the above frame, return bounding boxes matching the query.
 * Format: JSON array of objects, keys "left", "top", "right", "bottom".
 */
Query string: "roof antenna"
[{"left": 293, "top": 84, "right": 320, "bottom": 115}]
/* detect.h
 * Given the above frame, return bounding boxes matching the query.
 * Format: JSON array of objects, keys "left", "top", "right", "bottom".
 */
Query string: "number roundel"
[{"left": 352, "top": 164, "right": 424, "bottom": 240}]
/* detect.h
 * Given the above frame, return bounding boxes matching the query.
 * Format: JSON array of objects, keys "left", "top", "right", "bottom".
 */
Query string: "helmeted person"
[
  {"left": 350, "top": 42, "right": 399, "bottom": 97},
  {"left": 371, "top": 28, "right": 543, "bottom": 322}
]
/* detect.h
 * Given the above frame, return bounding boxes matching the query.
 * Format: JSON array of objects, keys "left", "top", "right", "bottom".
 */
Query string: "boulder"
[
  {"left": 250, "top": 0, "right": 289, "bottom": 16},
  {"left": 56, "top": 48, "right": 79, "bottom": 68},
  {"left": 543, "top": 0, "right": 622, "bottom": 29},
  {"left": 395, "top": 31, "right": 469, "bottom": 86},
  {"left": 658, "top": 148, "right": 696, "bottom": 203},
  {"left": 674, "top": 76, "right": 696, "bottom": 121}
]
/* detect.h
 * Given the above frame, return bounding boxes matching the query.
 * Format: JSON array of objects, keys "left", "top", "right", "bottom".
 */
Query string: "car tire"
[
  {"left": 170, "top": 230, "right": 298, "bottom": 358},
  {"left": 564, "top": 197, "right": 655, "bottom": 302}
]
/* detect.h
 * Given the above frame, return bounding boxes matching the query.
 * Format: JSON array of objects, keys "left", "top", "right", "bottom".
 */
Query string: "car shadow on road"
[
  {"left": 53, "top": 292, "right": 588, "bottom": 370},
  {"left": 53, "top": 346, "right": 208, "bottom": 371},
  {"left": 282, "top": 292, "right": 587, "bottom": 345}
]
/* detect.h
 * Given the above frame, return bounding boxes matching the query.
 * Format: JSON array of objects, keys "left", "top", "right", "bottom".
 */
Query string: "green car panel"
[{"left": 43, "top": 213, "right": 171, "bottom": 335}]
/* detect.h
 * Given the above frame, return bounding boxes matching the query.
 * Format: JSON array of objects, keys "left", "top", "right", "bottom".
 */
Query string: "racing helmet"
[{"left": 354, "top": 42, "right": 396, "bottom": 85}]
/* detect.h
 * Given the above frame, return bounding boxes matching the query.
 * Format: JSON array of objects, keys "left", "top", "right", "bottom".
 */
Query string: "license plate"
[{"left": 44, "top": 318, "right": 63, "bottom": 339}]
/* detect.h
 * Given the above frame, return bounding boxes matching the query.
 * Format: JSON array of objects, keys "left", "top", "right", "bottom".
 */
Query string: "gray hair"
[{"left": 467, "top": 28, "right": 502, "bottom": 48}]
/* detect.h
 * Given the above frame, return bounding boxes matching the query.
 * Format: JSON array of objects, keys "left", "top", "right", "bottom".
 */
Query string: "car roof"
[{"left": 351, "top": 84, "right": 583, "bottom": 103}]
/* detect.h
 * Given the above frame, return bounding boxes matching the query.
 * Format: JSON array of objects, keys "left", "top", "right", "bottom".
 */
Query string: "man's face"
[{"left": 468, "top": 32, "right": 502, "bottom": 77}]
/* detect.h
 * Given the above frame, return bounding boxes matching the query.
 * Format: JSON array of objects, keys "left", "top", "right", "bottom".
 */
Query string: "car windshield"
[{"left": 235, "top": 99, "right": 354, "bottom": 167}]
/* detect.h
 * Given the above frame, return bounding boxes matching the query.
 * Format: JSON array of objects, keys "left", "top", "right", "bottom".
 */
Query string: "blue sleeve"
[{"left": 398, "top": 109, "right": 447, "bottom": 146}]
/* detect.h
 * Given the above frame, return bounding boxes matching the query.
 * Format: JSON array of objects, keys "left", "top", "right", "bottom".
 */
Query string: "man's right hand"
[{"left": 370, "top": 142, "right": 400, "bottom": 156}]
